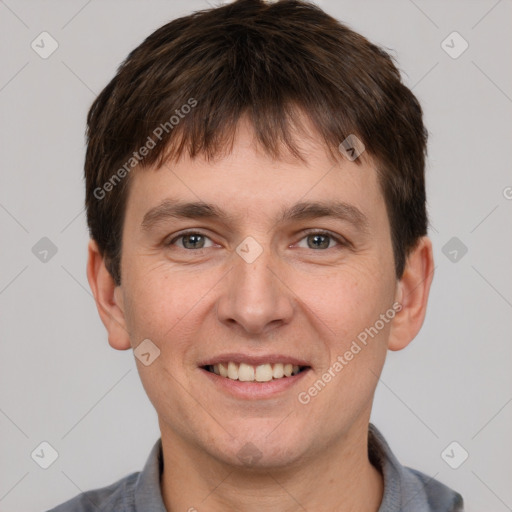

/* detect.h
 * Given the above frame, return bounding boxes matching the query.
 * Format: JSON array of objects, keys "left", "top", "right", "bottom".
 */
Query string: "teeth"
[
  {"left": 227, "top": 361, "right": 239, "bottom": 380},
  {"left": 218, "top": 363, "right": 228, "bottom": 378},
  {"left": 255, "top": 364, "right": 273, "bottom": 382},
  {"left": 273, "top": 363, "right": 284, "bottom": 379},
  {"left": 209, "top": 362, "right": 305, "bottom": 382},
  {"left": 238, "top": 363, "right": 255, "bottom": 382}
]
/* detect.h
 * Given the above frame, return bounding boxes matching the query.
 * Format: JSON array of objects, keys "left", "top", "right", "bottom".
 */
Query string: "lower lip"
[{"left": 200, "top": 367, "right": 311, "bottom": 400}]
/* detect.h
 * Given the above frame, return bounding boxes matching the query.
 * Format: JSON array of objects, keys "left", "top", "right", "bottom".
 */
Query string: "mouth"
[
  {"left": 201, "top": 362, "right": 310, "bottom": 382},
  {"left": 198, "top": 354, "right": 312, "bottom": 399}
]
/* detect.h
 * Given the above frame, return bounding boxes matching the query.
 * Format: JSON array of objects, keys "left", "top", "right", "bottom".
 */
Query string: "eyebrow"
[{"left": 141, "top": 199, "right": 369, "bottom": 233}]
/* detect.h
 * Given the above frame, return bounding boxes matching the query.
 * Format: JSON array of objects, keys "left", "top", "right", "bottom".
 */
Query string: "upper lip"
[{"left": 198, "top": 353, "right": 311, "bottom": 368}]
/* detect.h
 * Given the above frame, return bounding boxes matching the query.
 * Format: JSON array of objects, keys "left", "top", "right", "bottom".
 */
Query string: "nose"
[{"left": 216, "top": 246, "right": 294, "bottom": 335}]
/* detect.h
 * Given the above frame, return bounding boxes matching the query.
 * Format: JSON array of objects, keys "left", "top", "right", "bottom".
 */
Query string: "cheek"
[
  {"left": 122, "top": 261, "right": 224, "bottom": 365},
  {"left": 121, "top": 266, "right": 209, "bottom": 427},
  {"left": 294, "top": 261, "right": 395, "bottom": 344},
  {"left": 122, "top": 265, "right": 185, "bottom": 345},
  {"left": 295, "top": 268, "right": 394, "bottom": 435},
  {"left": 298, "top": 261, "right": 395, "bottom": 403}
]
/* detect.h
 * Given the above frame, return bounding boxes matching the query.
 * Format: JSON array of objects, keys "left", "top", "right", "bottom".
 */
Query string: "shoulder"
[
  {"left": 47, "top": 438, "right": 165, "bottom": 512},
  {"left": 368, "top": 424, "right": 464, "bottom": 512},
  {"left": 404, "top": 466, "right": 465, "bottom": 512},
  {"left": 46, "top": 471, "right": 139, "bottom": 512}
]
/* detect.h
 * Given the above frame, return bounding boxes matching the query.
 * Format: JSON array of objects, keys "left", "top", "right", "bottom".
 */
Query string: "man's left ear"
[{"left": 388, "top": 236, "right": 434, "bottom": 351}]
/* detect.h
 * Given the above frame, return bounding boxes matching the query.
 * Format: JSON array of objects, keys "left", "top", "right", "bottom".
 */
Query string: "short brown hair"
[{"left": 85, "top": 0, "right": 428, "bottom": 286}]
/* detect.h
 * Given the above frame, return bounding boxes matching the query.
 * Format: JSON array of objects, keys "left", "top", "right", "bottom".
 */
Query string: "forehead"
[{"left": 123, "top": 118, "right": 386, "bottom": 232}]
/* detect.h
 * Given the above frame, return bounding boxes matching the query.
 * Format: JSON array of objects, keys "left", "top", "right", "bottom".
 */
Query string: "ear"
[
  {"left": 86, "top": 239, "right": 132, "bottom": 350},
  {"left": 388, "top": 236, "right": 434, "bottom": 351}
]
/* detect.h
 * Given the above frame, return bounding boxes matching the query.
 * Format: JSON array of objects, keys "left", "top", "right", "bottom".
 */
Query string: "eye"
[
  {"left": 165, "top": 231, "right": 215, "bottom": 250},
  {"left": 164, "top": 230, "right": 347, "bottom": 251},
  {"left": 296, "top": 230, "right": 346, "bottom": 250}
]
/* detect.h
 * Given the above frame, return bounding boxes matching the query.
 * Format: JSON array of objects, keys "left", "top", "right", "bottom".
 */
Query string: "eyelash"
[{"left": 164, "top": 229, "right": 348, "bottom": 250}]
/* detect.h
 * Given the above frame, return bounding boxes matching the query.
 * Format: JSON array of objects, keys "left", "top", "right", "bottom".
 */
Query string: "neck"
[{"left": 160, "top": 419, "right": 383, "bottom": 512}]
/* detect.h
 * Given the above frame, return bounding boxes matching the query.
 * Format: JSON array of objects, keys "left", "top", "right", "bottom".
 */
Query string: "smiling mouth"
[{"left": 202, "top": 362, "right": 310, "bottom": 382}]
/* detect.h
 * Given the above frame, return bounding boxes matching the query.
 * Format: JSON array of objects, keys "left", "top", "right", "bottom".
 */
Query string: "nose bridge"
[{"left": 216, "top": 239, "right": 293, "bottom": 334}]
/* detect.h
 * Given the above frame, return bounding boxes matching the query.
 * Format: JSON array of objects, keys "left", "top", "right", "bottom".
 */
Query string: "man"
[{"left": 50, "top": 0, "right": 464, "bottom": 510}]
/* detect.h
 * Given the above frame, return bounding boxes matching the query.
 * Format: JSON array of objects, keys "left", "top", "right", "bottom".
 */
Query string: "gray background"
[{"left": 0, "top": 0, "right": 511, "bottom": 510}]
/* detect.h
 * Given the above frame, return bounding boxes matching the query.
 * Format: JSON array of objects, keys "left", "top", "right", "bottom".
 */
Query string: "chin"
[{"left": 207, "top": 425, "right": 309, "bottom": 470}]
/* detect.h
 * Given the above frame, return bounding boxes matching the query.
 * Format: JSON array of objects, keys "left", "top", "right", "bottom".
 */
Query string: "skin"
[{"left": 87, "top": 116, "right": 434, "bottom": 511}]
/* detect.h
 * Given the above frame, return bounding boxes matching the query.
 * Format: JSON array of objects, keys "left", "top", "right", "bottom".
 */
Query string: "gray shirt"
[{"left": 47, "top": 423, "right": 464, "bottom": 511}]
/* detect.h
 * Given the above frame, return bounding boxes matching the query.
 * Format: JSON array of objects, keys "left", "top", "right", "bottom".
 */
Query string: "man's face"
[{"left": 115, "top": 119, "right": 399, "bottom": 468}]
